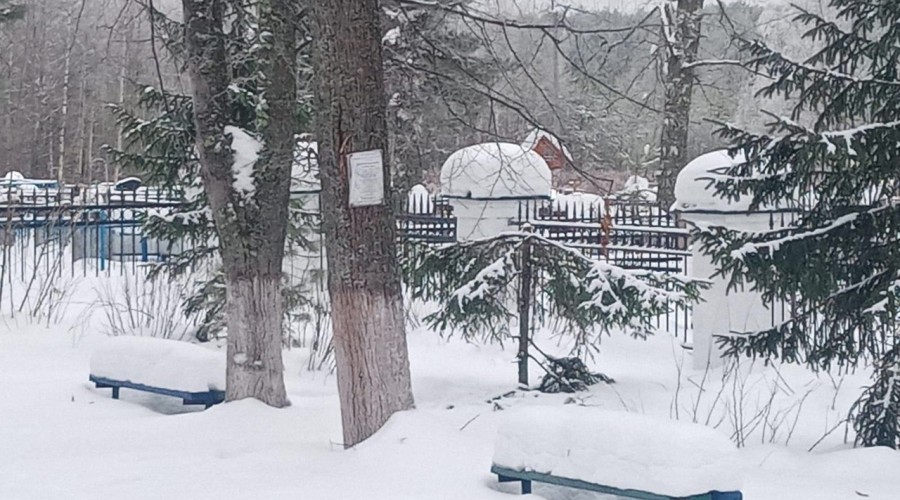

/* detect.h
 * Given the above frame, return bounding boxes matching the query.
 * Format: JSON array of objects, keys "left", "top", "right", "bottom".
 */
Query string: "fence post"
[
  {"left": 99, "top": 210, "right": 108, "bottom": 271},
  {"left": 517, "top": 224, "right": 533, "bottom": 388}
]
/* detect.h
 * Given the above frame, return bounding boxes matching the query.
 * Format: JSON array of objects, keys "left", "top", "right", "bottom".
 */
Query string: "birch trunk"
[
  {"left": 58, "top": 21, "right": 72, "bottom": 186},
  {"left": 181, "top": 0, "right": 296, "bottom": 407},
  {"left": 657, "top": 0, "right": 703, "bottom": 211},
  {"left": 85, "top": 106, "right": 95, "bottom": 184},
  {"left": 312, "top": 0, "right": 415, "bottom": 447},
  {"left": 114, "top": 40, "right": 128, "bottom": 182},
  {"left": 77, "top": 62, "right": 87, "bottom": 181}
]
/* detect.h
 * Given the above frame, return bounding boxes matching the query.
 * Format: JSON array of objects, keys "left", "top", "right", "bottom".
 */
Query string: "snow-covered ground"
[{"left": 2, "top": 312, "right": 899, "bottom": 499}]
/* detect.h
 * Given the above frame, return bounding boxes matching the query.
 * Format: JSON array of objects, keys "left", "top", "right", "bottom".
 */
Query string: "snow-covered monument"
[
  {"left": 440, "top": 142, "right": 552, "bottom": 241},
  {"left": 673, "top": 150, "right": 787, "bottom": 369}
]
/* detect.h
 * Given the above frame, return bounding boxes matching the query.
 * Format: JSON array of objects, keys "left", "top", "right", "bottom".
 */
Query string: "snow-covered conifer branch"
[{"left": 403, "top": 232, "right": 705, "bottom": 355}]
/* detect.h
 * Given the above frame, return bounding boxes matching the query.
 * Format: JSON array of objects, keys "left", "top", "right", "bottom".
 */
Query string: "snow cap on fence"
[
  {"left": 673, "top": 149, "right": 752, "bottom": 212},
  {"left": 1, "top": 170, "right": 25, "bottom": 182},
  {"left": 440, "top": 142, "right": 551, "bottom": 199}
]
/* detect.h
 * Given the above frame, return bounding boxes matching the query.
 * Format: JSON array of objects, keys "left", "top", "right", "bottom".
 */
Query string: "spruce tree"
[
  {"left": 105, "top": 6, "right": 318, "bottom": 347},
  {"left": 696, "top": 0, "right": 900, "bottom": 447},
  {"left": 404, "top": 231, "right": 704, "bottom": 388}
]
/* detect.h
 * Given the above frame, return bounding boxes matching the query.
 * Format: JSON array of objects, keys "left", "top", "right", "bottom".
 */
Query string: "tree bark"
[
  {"left": 517, "top": 235, "right": 532, "bottom": 387},
  {"left": 57, "top": 20, "right": 72, "bottom": 186},
  {"left": 181, "top": 0, "right": 295, "bottom": 407},
  {"left": 657, "top": 0, "right": 703, "bottom": 211},
  {"left": 312, "top": 0, "right": 415, "bottom": 447},
  {"left": 115, "top": 33, "right": 130, "bottom": 182}
]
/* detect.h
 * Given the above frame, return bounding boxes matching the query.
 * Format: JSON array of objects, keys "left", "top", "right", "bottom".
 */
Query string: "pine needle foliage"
[
  {"left": 403, "top": 232, "right": 705, "bottom": 357},
  {"left": 695, "top": 0, "right": 900, "bottom": 447},
  {"left": 850, "top": 345, "right": 900, "bottom": 447},
  {"left": 104, "top": 3, "right": 317, "bottom": 341}
]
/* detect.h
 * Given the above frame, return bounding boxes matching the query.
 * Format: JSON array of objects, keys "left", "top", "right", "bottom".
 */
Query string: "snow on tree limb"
[
  {"left": 403, "top": 231, "right": 705, "bottom": 354},
  {"left": 225, "top": 125, "right": 262, "bottom": 202}
]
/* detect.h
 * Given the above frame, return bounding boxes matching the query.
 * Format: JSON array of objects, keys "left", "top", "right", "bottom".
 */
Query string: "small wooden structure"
[{"left": 521, "top": 128, "right": 572, "bottom": 171}]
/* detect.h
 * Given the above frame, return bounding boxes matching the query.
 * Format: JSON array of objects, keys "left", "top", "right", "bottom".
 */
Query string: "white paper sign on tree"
[{"left": 348, "top": 149, "right": 384, "bottom": 207}]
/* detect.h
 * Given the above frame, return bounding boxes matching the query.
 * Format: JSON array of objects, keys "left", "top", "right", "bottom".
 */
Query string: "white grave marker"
[{"left": 348, "top": 149, "right": 384, "bottom": 207}]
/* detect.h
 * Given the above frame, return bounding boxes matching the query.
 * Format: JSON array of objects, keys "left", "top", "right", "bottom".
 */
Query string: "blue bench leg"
[
  {"left": 112, "top": 387, "right": 120, "bottom": 399},
  {"left": 521, "top": 480, "right": 532, "bottom": 495}
]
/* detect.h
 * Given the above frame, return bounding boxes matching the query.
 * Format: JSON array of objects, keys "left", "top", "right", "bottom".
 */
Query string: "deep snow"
[
  {"left": 90, "top": 336, "right": 226, "bottom": 392},
  {"left": 2, "top": 316, "right": 900, "bottom": 500},
  {"left": 493, "top": 406, "right": 742, "bottom": 496}
]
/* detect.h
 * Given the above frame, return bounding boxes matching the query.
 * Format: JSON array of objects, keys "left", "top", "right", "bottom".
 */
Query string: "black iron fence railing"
[{"left": 2, "top": 188, "right": 696, "bottom": 342}]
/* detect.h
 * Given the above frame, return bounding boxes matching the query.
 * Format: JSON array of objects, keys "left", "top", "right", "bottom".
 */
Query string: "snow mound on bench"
[
  {"left": 90, "top": 336, "right": 226, "bottom": 393},
  {"left": 493, "top": 406, "right": 742, "bottom": 497}
]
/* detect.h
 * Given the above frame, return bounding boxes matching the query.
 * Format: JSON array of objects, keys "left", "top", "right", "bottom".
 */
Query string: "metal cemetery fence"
[
  {"left": 2, "top": 185, "right": 694, "bottom": 343},
  {"left": 517, "top": 199, "right": 690, "bottom": 273},
  {"left": 0, "top": 190, "right": 190, "bottom": 281},
  {"left": 391, "top": 194, "right": 695, "bottom": 343},
  {"left": 516, "top": 198, "right": 693, "bottom": 343}
]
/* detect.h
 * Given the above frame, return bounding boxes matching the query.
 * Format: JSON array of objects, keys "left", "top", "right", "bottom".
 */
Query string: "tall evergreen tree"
[{"left": 697, "top": 0, "right": 900, "bottom": 448}]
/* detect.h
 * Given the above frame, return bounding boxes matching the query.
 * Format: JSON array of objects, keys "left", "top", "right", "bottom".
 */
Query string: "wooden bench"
[
  {"left": 491, "top": 407, "right": 743, "bottom": 500},
  {"left": 89, "top": 374, "right": 225, "bottom": 409},
  {"left": 491, "top": 465, "right": 742, "bottom": 499}
]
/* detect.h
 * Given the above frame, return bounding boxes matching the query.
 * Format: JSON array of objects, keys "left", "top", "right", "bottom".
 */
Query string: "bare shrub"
[{"left": 80, "top": 270, "right": 199, "bottom": 341}]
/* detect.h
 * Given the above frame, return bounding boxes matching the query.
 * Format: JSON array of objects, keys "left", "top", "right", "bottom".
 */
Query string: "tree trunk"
[
  {"left": 86, "top": 106, "right": 95, "bottom": 185},
  {"left": 517, "top": 235, "right": 532, "bottom": 387},
  {"left": 657, "top": 0, "right": 703, "bottom": 211},
  {"left": 58, "top": 20, "right": 72, "bottom": 187},
  {"left": 114, "top": 37, "right": 128, "bottom": 182},
  {"left": 77, "top": 59, "right": 88, "bottom": 182},
  {"left": 312, "top": 0, "right": 415, "bottom": 447},
  {"left": 181, "top": 0, "right": 295, "bottom": 407}
]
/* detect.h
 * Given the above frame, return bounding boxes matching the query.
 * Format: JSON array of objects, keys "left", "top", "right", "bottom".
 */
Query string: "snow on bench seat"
[
  {"left": 492, "top": 406, "right": 742, "bottom": 498},
  {"left": 90, "top": 336, "right": 226, "bottom": 393}
]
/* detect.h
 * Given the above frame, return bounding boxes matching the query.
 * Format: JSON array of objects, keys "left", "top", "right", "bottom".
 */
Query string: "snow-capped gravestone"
[
  {"left": 673, "top": 150, "right": 784, "bottom": 370},
  {"left": 440, "top": 142, "right": 551, "bottom": 241}
]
